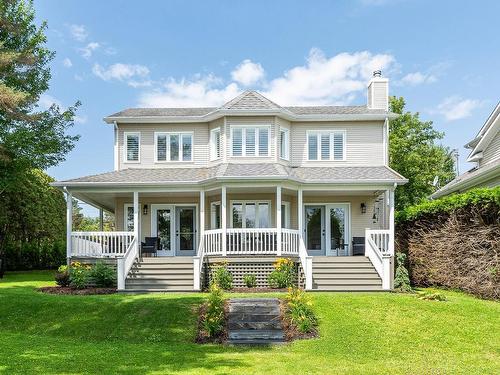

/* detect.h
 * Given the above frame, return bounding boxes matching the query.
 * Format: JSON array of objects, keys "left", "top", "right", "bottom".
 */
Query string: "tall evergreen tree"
[{"left": 389, "top": 97, "right": 455, "bottom": 211}]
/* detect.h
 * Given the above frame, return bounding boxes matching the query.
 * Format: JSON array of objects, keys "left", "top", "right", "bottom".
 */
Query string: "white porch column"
[
  {"left": 383, "top": 187, "right": 395, "bottom": 290},
  {"left": 66, "top": 189, "right": 72, "bottom": 264},
  {"left": 99, "top": 208, "right": 104, "bottom": 231},
  {"left": 388, "top": 188, "right": 395, "bottom": 256},
  {"left": 221, "top": 186, "right": 227, "bottom": 256},
  {"left": 199, "top": 190, "right": 205, "bottom": 244},
  {"left": 193, "top": 190, "right": 205, "bottom": 291},
  {"left": 297, "top": 188, "right": 303, "bottom": 236},
  {"left": 276, "top": 185, "right": 282, "bottom": 256},
  {"left": 133, "top": 192, "right": 139, "bottom": 251}
]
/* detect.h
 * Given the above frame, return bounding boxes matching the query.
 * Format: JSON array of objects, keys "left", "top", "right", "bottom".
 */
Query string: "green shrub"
[
  {"left": 69, "top": 262, "right": 91, "bottom": 289},
  {"left": 394, "top": 252, "right": 413, "bottom": 293},
  {"left": 212, "top": 262, "right": 233, "bottom": 290},
  {"left": 268, "top": 258, "right": 296, "bottom": 288},
  {"left": 203, "top": 283, "right": 225, "bottom": 337},
  {"left": 417, "top": 290, "right": 447, "bottom": 301},
  {"left": 285, "top": 287, "right": 317, "bottom": 333},
  {"left": 89, "top": 262, "right": 116, "bottom": 287},
  {"left": 243, "top": 274, "right": 257, "bottom": 288},
  {"left": 55, "top": 264, "right": 70, "bottom": 287}
]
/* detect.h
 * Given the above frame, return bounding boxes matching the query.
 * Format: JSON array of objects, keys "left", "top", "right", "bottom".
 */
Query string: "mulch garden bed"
[
  {"left": 195, "top": 301, "right": 229, "bottom": 344},
  {"left": 279, "top": 299, "right": 319, "bottom": 341},
  {"left": 38, "top": 286, "right": 117, "bottom": 295}
]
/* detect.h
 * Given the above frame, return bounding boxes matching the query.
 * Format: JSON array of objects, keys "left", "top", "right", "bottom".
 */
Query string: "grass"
[{"left": 0, "top": 271, "right": 499, "bottom": 374}]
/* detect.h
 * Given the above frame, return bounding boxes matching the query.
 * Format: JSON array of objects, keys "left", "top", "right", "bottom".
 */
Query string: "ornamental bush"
[
  {"left": 243, "top": 274, "right": 257, "bottom": 288},
  {"left": 212, "top": 262, "right": 233, "bottom": 290},
  {"left": 268, "top": 258, "right": 296, "bottom": 288},
  {"left": 203, "top": 283, "right": 225, "bottom": 337},
  {"left": 89, "top": 262, "right": 116, "bottom": 287},
  {"left": 285, "top": 287, "right": 317, "bottom": 333},
  {"left": 54, "top": 265, "right": 70, "bottom": 287},
  {"left": 393, "top": 252, "right": 412, "bottom": 293},
  {"left": 69, "top": 262, "right": 91, "bottom": 289}
]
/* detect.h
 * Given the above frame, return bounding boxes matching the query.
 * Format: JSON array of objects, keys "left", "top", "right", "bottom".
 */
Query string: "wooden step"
[
  {"left": 313, "top": 256, "right": 370, "bottom": 263},
  {"left": 313, "top": 278, "right": 382, "bottom": 286},
  {"left": 313, "top": 262, "right": 374, "bottom": 269},
  {"left": 312, "top": 284, "right": 384, "bottom": 291},
  {"left": 139, "top": 257, "right": 193, "bottom": 263},
  {"left": 313, "top": 273, "right": 380, "bottom": 279},
  {"left": 127, "top": 274, "right": 194, "bottom": 280},
  {"left": 126, "top": 279, "right": 193, "bottom": 286},
  {"left": 228, "top": 329, "right": 285, "bottom": 341},
  {"left": 313, "top": 267, "right": 378, "bottom": 274}
]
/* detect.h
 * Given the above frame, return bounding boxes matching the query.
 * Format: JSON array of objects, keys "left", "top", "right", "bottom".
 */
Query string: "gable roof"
[
  {"left": 104, "top": 90, "right": 396, "bottom": 123},
  {"left": 465, "top": 102, "right": 500, "bottom": 162}
]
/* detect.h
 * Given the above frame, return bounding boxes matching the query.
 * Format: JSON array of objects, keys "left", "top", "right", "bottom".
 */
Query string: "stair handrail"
[
  {"left": 193, "top": 234, "right": 205, "bottom": 291},
  {"left": 117, "top": 236, "right": 138, "bottom": 290},
  {"left": 298, "top": 236, "right": 313, "bottom": 290},
  {"left": 365, "top": 228, "right": 392, "bottom": 290}
]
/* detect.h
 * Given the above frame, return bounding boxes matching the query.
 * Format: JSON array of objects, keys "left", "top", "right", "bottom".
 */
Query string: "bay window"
[
  {"left": 231, "top": 201, "right": 270, "bottom": 228},
  {"left": 231, "top": 126, "right": 270, "bottom": 157}
]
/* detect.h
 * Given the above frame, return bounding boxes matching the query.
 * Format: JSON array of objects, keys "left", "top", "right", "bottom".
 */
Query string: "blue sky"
[{"left": 35, "top": 0, "right": 500, "bottom": 214}]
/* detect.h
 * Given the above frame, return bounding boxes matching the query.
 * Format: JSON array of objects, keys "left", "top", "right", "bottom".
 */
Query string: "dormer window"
[
  {"left": 279, "top": 128, "right": 290, "bottom": 160},
  {"left": 124, "top": 132, "right": 140, "bottom": 162},
  {"left": 210, "top": 128, "right": 221, "bottom": 160},
  {"left": 307, "top": 130, "right": 346, "bottom": 161},
  {"left": 231, "top": 125, "right": 270, "bottom": 157},
  {"left": 155, "top": 132, "right": 193, "bottom": 162}
]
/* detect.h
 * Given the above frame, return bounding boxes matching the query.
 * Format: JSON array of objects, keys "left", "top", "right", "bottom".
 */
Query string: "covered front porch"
[{"left": 64, "top": 182, "right": 395, "bottom": 290}]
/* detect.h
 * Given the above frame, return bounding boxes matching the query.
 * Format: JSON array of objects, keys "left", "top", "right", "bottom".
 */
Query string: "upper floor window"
[
  {"left": 231, "top": 201, "right": 270, "bottom": 228},
  {"left": 210, "top": 128, "right": 221, "bottom": 160},
  {"left": 279, "top": 128, "right": 290, "bottom": 160},
  {"left": 155, "top": 132, "right": 193, "bottom": 162},
  {"left": 231, "top": 126, "right": 270, "bottom": 157},
  {"left": 307, "top": 130, "right": 346, "bottom": 161},
  {"left": 124, "top": 132, "right": 140, "bottom": 162}
]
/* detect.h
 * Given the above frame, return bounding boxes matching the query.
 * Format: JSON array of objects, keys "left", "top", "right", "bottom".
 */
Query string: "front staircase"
[
  {"left": 312, "top": 256, "right": 383, "bottom": 291},
  {"left": 125, "top": 257, "right": 194, "bottom": 291}
]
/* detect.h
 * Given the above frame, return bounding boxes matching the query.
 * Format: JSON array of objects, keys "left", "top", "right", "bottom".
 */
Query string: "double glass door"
[
  {"left": 305, "top": 204, "right": 350, "bottom": 256},
  {"left": 151, "top": 205, "right": 196, "bottom": 256}
]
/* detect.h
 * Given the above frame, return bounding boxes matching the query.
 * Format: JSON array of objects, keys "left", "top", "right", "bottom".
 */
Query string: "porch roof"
[{"left": 52, "top": 163, "right": 407, "bottom": 188}]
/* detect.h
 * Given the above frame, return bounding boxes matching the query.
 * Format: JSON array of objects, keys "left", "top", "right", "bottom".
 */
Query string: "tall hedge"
[{"left": 396, "top": 187, "right": 499, "bottom": 300}]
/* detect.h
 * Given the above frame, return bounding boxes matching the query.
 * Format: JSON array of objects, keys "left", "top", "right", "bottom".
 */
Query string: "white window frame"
[
  {"left": 306, "top": 130, "right": 346, "bottom": 162},
  {"left": 279, "top": 127, "right": 290, "bottom": 160},
  {"left": 154, "top": 131, "right": 194, "bottom": 163},
  {"left": 230, "top": 125, "right": 271, "bottom": 157},
  {"left": 230, "top": 200, "right": 272, "bottom": 228},
  {"left": 123, "top": 132, "right": 140, "bottom": 163},
  {"left": 281, "top": 201, "right": 291, "bottom": 228},
  {"left": 210, "top": 128, "right": 221, "bottom": 161},
  {"left": 210, "top": 201, "right": 221, "bottom": 229}
]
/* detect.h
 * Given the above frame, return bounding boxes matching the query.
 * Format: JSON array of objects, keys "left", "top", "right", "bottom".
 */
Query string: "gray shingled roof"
[
  {"left": 106, "top": 90, "right": 393, "bottom": 119},
  {"left": 53, "top": 164, "right": 406, "bottom": 186}
]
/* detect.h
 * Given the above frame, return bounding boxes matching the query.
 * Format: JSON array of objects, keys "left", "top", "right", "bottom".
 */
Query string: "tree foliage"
[
  {"left": 389, "top": 97, "right": 455, "bottom": 211},
  {"left": 0, "top": 0, "right": 80, "bottom": 275}
]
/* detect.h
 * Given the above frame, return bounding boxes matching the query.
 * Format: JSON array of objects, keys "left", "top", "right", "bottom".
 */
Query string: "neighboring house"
[
  {"left": 432, "top": 102, "right": 500, "bottom": 199},
  {"left": 52, "top": 72, "right": 407, "bottom": 292}
]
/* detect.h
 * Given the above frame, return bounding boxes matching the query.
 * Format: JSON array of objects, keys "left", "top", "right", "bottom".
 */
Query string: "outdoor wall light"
[
  {"left": 360, "top": 203, "right": 367, "bottom": 214},
  {"left": 143, "top": 204, "right": 148, "bottom": 215}
]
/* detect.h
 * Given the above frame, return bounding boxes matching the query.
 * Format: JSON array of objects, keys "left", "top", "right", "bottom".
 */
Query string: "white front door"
[
  {"left": 175, "top": 206, "right": 196, "bottom": 255},
  {"left": 151, "top": 205, "right": 174, "bottom": 256},
  {"left": 326, "top": 204, "right": 350, "bottom": 256}
]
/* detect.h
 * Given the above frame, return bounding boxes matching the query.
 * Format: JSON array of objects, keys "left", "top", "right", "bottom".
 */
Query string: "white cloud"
[
  {"left": 78, "top": 42, "right": 100, "bottom": 59},
  {"left": 74, "top": 115, "right": 87, "bottom": 124},
  {"left": 62, "top": 58, "right": 73, "bottom": 68},
  {"left": 231, "top": 59, "right": 265, "bottom": 86},
  {"left": 432, "top": 96, "right": 484, "bottom": 121},
  {"left": 92, "top": 63, "right": 150, "bottom": 87},
  {"left": 136, "top": 49, "right": 396, "bottom": 107},
  {"left": 69, "top": 24, "right": 88, "bottom": 42},
  {"left": 74, "top": 74, "right": 84, "bottom": 82},
  {"left": 138, "top": 75, "right": 241, "bottom": 107},
  {"left": 398, "top": 71, "right": 437, "bottom": 86},
  {"left": 262, "top": 49, "right": 396, "bottom": 105}
]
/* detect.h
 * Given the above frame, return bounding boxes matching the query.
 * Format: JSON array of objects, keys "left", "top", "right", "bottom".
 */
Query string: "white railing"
[
  {"left": 193, "top": 235, "right": 205, "bottom": 291},
  {"left": 297, "top": 236, "right": 313, "bottom": 290},
  {"left": 365, "top": 229, "right": 393, "bottom": 290},
  {"left": 281, "top": 229, "right": 300, "bottom": 255},
  {"left": 71, "top": 231, "right": 134, "bottom": 257},
  {"left": 204, "top": 229, "right": 224, "bottom": 255},
  {"left": 117, "top": 237, "right": 138, "bottom": 290}
]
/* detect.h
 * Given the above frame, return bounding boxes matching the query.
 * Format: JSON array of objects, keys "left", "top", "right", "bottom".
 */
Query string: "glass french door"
[
  {"left": 326, "top": 204, "right": 350, "bottom": 256},
  {"left": 305, "top": 204, "right": 350, "bottom": 256},
  {"left": 151, "top": 205, "right": 174, "bottom": 256},
  {"left": 176, "top": 207, "right": 196, "bottom": 254}
]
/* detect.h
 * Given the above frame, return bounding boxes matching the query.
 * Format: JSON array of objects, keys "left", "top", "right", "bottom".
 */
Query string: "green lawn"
[{"left": 0, "top": 272, "right": 498, "bottom": 374}]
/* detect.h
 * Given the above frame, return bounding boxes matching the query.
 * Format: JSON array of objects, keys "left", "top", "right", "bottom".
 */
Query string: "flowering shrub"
[
  {"left": 69, "top": 262, "right": 91, "bottom": 289},
  {"left": 55, "top": 265, "right": 70, "bottom": 287},
  {"left": 268, "top": 258, "right": 296, "bottom": 288},
  {"left": 89, "top": 262, "right": 116, "bottom": 287},
  {"left": 285, "top": 287, "right": 317, "bottom": 333},
  {"left": 243, "top": 274, "right": 257, "bottom": 288},
  {"left": 212, "top": 261, "right": 233, "bottom": 290},
  {"left": 202, "top": 283, "right": 225, "bottom": 337}
]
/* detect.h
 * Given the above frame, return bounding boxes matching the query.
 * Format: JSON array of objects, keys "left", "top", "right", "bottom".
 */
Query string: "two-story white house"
[{"left": 53, "top": 72, "right": 407, "bottom": 292}]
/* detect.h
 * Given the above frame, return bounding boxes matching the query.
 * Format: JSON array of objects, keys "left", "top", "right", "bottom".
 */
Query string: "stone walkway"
[{"left": 227, "top": 298, "right": 285, "bottom": 345}]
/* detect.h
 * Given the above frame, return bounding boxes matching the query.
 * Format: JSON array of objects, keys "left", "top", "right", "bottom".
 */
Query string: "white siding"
[
  {"left": 291, "top": 121, "right": 385, "bottom": 166},
  {"left": 117, "top": 123, "right": 209, "bottom": 169},
  {"left": 480, "top": 128, "right": 500, "bottom": 166}
]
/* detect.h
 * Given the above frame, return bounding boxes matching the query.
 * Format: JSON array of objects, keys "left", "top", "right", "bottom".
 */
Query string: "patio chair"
[
  {"left": 352, "top": 237, "right": 365, "bottom": 256},
  {"left": 141, "top": 237, "right": 159, "bottom": 257}
]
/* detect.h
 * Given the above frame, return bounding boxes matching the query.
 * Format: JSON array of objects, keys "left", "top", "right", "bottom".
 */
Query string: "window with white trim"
[
  {"left": 279, "top": 128, "right": 289, "bottom": 160},
  {"left": 231, "top": 126, "right": 270, "bottom": 157},
  {"left": 307, "top": 131, "right": 346, "bottom": 161},
  {"left": 211, "top": 202, "right": 221, "bottom": 229},
  {"left": 155, "top": 132, "right": 193, "bottom": 162},
  {"left": 231, "top": 201, "right": 270, "bottom": 228},
  {"left": 281, "top": 202, "right": 291, "bottom": 228},
  {"left": 124, "top": 204, "right": 134, "bottom": 231},
  {"left": 210, "top": 128, "right": 221, "bottom": 160},
  {"left": 124, "top": 132, "right": 140, "bottom": 162}
]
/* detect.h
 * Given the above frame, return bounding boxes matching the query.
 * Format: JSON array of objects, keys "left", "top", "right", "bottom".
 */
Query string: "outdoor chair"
[
  {"left": 352, "top": 237, "right": 365, "bottom": 256},
  {"left": 141, "top": 237, "right": 159, "bottom": 257}
]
